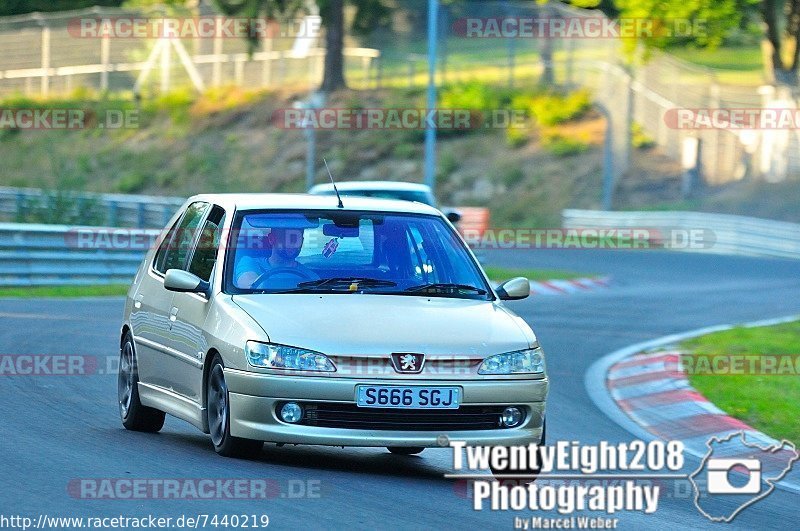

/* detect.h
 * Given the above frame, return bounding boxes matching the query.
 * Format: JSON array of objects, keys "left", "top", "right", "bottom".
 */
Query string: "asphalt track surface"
[{"left": 1, "top": 249, "right": 800, "bottom": 530}]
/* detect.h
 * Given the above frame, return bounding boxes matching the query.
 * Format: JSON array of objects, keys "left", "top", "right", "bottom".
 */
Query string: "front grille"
[{"left": 292, "top": 402, "right": 511, "bottom": 431}]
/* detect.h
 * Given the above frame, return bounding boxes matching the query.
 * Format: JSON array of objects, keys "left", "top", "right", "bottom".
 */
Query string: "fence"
[
  {"left": 0, "top": 187, "right": 184, "bottom": 228},
  {"left": 0, "top": 5, "right": 382, "bottom": 96},
  {"left": 0, "top": 222, "right": 158, "bottom": 286},
  {"left": 0, "top": 3, "right": 796, "bottom": 190},
  {"left": 2, "top": 207, "right": 797, "bottom": 287},
  {"left": 563, "top": 209, "right": 800, "bottom": 259}
]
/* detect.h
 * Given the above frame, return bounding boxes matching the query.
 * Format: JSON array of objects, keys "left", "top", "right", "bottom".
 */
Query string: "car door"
[
  {"left": 134, "top": 201, "right": 209, "bottom": 392},
  {"left": 165, "top": 205, "right": 227, "bottom": 402}
]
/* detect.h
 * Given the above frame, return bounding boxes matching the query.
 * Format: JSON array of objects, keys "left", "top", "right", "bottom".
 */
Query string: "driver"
[{"left": 235, "top": 228, "right": 318, "bottom": 288}]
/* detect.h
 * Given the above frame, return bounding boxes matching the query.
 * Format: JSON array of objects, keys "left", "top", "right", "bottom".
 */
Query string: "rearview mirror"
[
  {"left": 164, "top": 269, "right": 209, "bottom": 295},
  {"left": 496, "top": 277, "right": 530, "bottom": 300},
  {"left": 323, "top": 223, "right": 360, "bottom": 238},
  {"left": 445, "top": 210, "right": 462, "bottom": 224}
]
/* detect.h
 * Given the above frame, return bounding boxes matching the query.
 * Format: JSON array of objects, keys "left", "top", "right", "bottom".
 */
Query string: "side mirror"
[
  {"left": 164, "top": 269, "right": 209, "bottom": 295},
  {"left": 445, "top": 210, "right": 462, "bottom": 224},
  {"left": 496, "top": 277, "right": 530, "bottom": 301}
]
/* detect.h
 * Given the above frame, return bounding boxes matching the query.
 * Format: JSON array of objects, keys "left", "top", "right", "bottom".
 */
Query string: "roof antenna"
[{"left": 323, "top": 158, "right": 344, "bottom": 208}]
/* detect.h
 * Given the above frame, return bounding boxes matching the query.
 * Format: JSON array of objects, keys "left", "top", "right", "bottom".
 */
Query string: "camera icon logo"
[
  {"left": 690, "top": 431, "right": 798, "bottom": 522},
  {"left": 706, "top": 458, "right": 761, "bottom": 495}
]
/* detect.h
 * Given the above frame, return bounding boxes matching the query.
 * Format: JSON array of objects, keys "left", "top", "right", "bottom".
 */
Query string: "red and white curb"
[
  {"left": 516, "top": 276, "right": 610, "bottom": 296},
  {"left": 585, "top": 315, "right": 800, "bottom": 493}
]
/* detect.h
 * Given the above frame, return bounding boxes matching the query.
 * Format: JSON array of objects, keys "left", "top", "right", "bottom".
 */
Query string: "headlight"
[
  {"left": 478, "top": 347, "right": 545, "bottom": 375},
  {"left": 245, "top": 341, "right": 336, "bottom": 372}
]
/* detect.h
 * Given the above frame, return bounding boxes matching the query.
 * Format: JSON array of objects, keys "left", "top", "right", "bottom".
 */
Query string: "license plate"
[{"left": 355, "top": 385, "right": 461, "bottom": 409}]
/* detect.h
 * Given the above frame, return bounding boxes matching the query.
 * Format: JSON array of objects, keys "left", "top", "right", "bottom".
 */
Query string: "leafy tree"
[
  {"left": 613, "top": 0, "right": 741, "bottom": 49},
  {"left": 213, "top": 0, "right": 387, "bottom": 92},
  {"left": 0, "top": 1, "right": 124, "bottom": 16}
]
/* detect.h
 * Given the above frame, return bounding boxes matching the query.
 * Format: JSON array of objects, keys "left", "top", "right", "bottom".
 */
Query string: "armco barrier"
[
  {"left": 0, "top": 206, "right": 487, "bottom": 287},
  {"left": 0, "top": 223, "right": 159, "bottom": 287},
  {"left": 563, "top": 209, "right": 800, "bottom": 259},
  {"left": 0, "top": 187, "right": 184, "bottom": 228}
]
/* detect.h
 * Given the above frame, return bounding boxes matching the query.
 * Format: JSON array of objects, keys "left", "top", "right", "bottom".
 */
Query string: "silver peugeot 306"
[{"left": 119, "top": 193, "right": 548, "bottom": 460}]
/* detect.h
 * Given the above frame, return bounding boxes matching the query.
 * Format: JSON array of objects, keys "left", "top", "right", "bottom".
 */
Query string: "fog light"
[
  {"left": 501, "top": 407, "right": 524, "bottom": 428},
  {"left": 280, "top": 402, "right": 303, "bottom": 423}
]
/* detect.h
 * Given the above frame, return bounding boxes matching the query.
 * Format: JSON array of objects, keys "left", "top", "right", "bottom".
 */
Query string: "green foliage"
[
  {"left": 0, "top": 1, "right": 123, "bottom": 16},
  {"left": 482, "top": 266, "right": 584, "bottom": 282},
  {"left": 515, "top": 89, "right": 592, "bottom": 127},
  {"left": 438, "top": 151, "right": 459, "bottom": 177},
  {"left": 505, "top": 126, "right": 529, "bottom": 148},
  {"left": 613, "top": 0, "right": 742, "bottom": 50},
  {"left": 392, "top": 142, "right": 418, "bottom": 159},
  {"left": 631, "top": 122, "right": 655, "bottom": 149},
  {"left": 683, "top": 321, "right": 800, "bottom": 444},
  {"left": 440, "top": 81, "right": 501, "bottom": 112},
  {"left": 141, "top": 88, "right": 195, "bottom": 125},
  {"left": 542, "top": 132, "right": 590, "bottom": 157},
  {"left": 117, "top": 171, "right": 150, "bottom": 193},
  {"left": 498, "top": 163, "right": 525, "bottom": 187},
  {"left": 0, "top": 284, "right": 130, "bottom": 298},
  {"left": 15, "top": 190, "right": 105, "bottom": 226}
]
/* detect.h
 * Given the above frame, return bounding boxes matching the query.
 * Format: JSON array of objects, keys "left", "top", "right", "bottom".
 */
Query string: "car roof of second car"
[
  {"left": 186, "top": 193, "right": 443, "bottom": 216},
  {"left": 308, "top": 181, "right": 432, "bottom": 193}
]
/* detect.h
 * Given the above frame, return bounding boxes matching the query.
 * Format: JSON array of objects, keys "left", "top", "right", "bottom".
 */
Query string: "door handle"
[
  {"left": 134, "top": 294, "right": 143, "bottom": 309},
  {"left": 169, "top": 307, "right": 179, "bottom": 329}
]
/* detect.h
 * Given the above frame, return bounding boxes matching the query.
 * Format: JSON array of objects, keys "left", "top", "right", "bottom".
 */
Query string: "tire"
[
  {"left": 490, "top": 420, "right": 546, "bottom": 483},
  {"left": 118, "top": 332, "right": 165, "bottom": 433},
  {"left": 387, "top": 447, "right": 425, "bottom": 456},
  {"left": 206, "top": 355, "right": 263, "bottom": 458}
]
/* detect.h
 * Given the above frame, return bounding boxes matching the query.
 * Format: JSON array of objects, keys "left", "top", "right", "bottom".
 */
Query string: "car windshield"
[{"left": 225, "top": 210, "right": 490, "bottom": 299}]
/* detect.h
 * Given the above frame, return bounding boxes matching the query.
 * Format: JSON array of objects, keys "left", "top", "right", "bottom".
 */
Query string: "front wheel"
[
  {"left": 490, "top": 420, "right": 546, "bottom": 482},
  {"left": 387, "top": 447, "right": 425, "bottom": 456},
  {"left": 118, "top": 332, "right": 165, "bottom": 432},
  {"left": 207, "top": 355, "right": 263, "bottom": 458}
]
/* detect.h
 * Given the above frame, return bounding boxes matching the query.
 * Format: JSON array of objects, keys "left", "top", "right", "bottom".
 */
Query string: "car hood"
[{"left": 231, "top": 294, "right": 535, "bottom": 357}]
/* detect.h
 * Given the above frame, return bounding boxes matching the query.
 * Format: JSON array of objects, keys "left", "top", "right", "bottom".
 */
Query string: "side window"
[
  {"left": 154, "top": 201, "right": 209, "bottom": 274},
  {"left": 188, "top": 206, "right": 226, "bottom": 282},
  {"left": 153, "top": 217, "right": 182, "bottom": 273}
]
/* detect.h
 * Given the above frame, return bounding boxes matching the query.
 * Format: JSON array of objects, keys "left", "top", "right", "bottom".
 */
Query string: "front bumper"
[{"left": 224, "top": 368, "right": 548, "bottom": 447}]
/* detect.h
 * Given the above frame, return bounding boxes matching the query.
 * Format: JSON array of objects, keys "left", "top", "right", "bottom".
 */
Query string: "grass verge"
[
  {"left": 681, "top": 321, "right": 800, "bottom": 444},
  {"left": 482, "top": 266, "right": 585, "bottom": 282},
  {"left": 0, "top": 284, "right": 129, "bottom": 298}
]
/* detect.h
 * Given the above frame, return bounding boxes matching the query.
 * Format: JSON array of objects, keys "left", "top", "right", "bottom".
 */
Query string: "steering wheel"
[{"left": 252, "top": 267, "right": 315, "bottom": 290}]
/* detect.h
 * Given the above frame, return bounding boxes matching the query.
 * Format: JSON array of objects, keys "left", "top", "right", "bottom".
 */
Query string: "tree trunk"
[
  {"left": 762, "top": 0, "right": 800, "bottom": 85},
  {"left": 539, "top": 2, "right": 554, "bottom": 86},
  {"left": 321, "top": 0, "right": 347, "bottom": 92}
]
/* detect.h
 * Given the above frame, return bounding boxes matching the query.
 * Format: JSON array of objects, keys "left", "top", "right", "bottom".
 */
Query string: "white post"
[
  {"left": 100, "top": 36, "right": 110, "bottom": 92},
  {"left": 40, "top": 27, "right": 50, "bottom": 96},
  {"left": 171, "top": 40, "right": 206, "bottom": 92},
  {"left": 262, "top": 37, "right": 273, "bottom": 87},
  {"left": 235, "top": 57, "right": 245, "bottom": 86},
  {"left": 160, "top": 37, "right": 171, "bottom": 93},
  {"left": 133, "top": 38, "right": 166, "bottom": 97},
  {"left": 212, "top": 36, "right": 222, "bottom": 87}
]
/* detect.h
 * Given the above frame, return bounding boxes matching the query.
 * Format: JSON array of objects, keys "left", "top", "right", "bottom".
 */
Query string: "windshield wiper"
[
  {"left": 404, "top": 283, "right": 487, "bottom": 295},
  {"left": 296, "top": 277, "right": 398, "bottom": 289}
]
